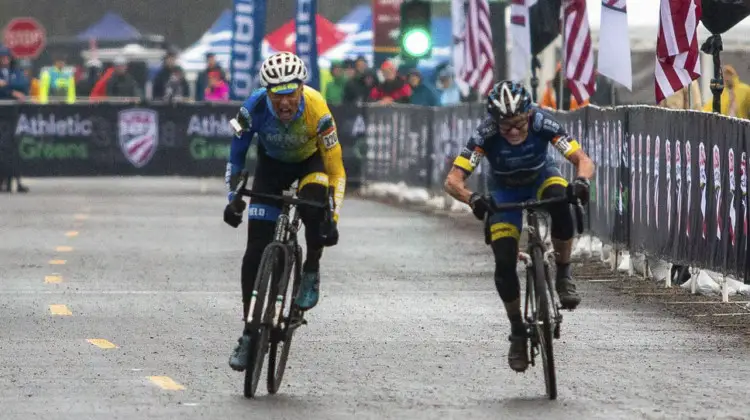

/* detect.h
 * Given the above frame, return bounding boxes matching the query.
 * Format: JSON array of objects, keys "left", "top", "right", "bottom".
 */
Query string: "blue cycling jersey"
[{"left": 453, "top": 107, "right": 581, "bottom": 186}]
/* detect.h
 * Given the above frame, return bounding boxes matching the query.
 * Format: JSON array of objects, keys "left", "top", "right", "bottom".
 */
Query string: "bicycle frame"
[
  {"left": 519, "top": 208, "right": 563, "bottom": 338},
  {"left": 230, "top": 171, "right": 329, "bottom": 328},
  {"left": 246, "top": 188, "right": 301, "bottom": 329}
]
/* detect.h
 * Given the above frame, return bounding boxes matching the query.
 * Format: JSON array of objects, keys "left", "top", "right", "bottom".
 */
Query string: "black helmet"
[{"left": 486, "top": 80, "right": 532, "bottom": 119}]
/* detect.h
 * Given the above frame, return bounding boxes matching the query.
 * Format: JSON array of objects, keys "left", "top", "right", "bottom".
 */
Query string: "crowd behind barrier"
[{"left": 1, "top": 101, "right": 748, "bottom": 282}]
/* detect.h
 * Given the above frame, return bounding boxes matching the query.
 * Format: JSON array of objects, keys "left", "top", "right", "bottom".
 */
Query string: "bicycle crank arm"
[{"left": 287, "top": 317, "right": 307, "bottom": 331}]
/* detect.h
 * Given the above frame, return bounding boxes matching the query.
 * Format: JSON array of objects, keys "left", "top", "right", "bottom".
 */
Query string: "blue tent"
[{"left": 76, "top": 12, "right": 143, "bottom": 41}]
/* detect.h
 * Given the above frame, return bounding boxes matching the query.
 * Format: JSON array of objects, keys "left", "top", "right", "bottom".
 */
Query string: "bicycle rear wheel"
[
  {"left": 531, "top": 245, "right": 557, "bottom": 400},
  {"left": 244, "top": 243, "right": 283, "bottom": 398},
  {"left": 267, "top": 244, "right": 302, "bottom": 394}
]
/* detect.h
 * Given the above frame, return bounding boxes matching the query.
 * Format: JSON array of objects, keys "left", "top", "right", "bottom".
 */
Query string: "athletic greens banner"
[{"left": 0, "top": 102, "right": 361, "bottom": 180}]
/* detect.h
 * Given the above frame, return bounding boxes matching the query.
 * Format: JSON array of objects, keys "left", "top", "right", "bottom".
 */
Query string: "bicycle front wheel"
[
  {"left": 267, "top": 244, "right": 302, "bottom": 394},
  {"left": 532, "top": 245, "right": 557, "bottom": 400},
  {"left": 244, "top": 243, "right": 284, "bottom": 398}
]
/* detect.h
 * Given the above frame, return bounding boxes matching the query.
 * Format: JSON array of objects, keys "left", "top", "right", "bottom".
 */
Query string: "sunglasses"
[
  {"left": 269, "top": 82, "right": 300, "bottom": 95},
  {"left": 498, "top": 117, "right": 528, "bottom": 132}
]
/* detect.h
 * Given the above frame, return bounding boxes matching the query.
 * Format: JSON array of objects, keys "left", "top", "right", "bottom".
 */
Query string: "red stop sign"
[{"left": 3, "top": 18, "right": 46, "bottom": 59}]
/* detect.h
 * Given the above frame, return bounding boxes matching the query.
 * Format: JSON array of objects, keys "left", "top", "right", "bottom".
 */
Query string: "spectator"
[
  {"left": 16, "top": 60, "right": 39, "bottom": 101},
  {"left": 540, "top": 63, "right": 589, "bottom": 110},
  {"left": 152, "top": 50, "right": 183, "bottom": 100},
  {"left": 325, "top": 60, "right": 347, "bottom": 106},
  {"left": 436, "top": 67, "right": 461, "bottom": 106},
  {"left": 0, "top": 48, "right": 29, "bottom": 193},
  {"left": 164, "top": 67, "right": 190, "bottom": 101},
  {"left": 407, "top": 69, "right": 439, "bottom": 106},
  {"left": 0, "top": 47, "right": 9, "bottom": 98},
  {"left": 195, "top": 52, "right": 226, "bottom": 101},
  {"left": 343, "top": 64, "right": 374, "bottom": 105},
  {"left": 354, "top": 55, "right": 368, "bottom": 76},
  {"left": 89, "top": 63, "right": 115, "bottom": 99},
  {"left": 8, "top": 59, "right": 31, "bottom": 102},
  {"left": 0, "top": 48, "right": 26, "bottom": 101},
  {"left": 39, "top": 54, "right": 75, "bottom": 104},
  {"left": 106, "top": 57, "right": 142, "bottom": 99},
  {"left": 343, "top": 59, "right": 356, "bottom": 80},
  {"left": 204, "top": 70, "right": 229, "bottom": 102},
  {"left": 659, "top": 80, "right": 702, "bottom": 110},
  {"left": 701, "top": 64, "right": 750, "bottom": 119},
  {"left": 369, "top": 60, "right": 411, "bottom": 104},
  {"left": 76, "top": 58, "right": 103, "bottom": 97},
  {"left": 344, "top": 69, "right": 378, "bottom": 105}
]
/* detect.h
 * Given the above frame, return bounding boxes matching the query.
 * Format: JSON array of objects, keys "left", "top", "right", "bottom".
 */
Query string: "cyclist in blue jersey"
[
  {"left": 223, "top": 52, "right": 346, "bottom": 372},
  {"left": 444, "top": 80, "right": 595, "bottom": 372}
]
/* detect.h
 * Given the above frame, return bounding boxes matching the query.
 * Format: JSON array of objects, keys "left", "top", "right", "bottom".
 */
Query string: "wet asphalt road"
[{"left": 2, "top": 177, "right": 750, "bottom": 420}]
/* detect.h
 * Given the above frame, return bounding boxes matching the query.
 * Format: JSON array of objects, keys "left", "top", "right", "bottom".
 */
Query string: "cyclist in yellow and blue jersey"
[
  {"left": 223, "top": 52, "right": 346, "bottom": 372},
  {"left": 444, "top": 80, "right": 594, "bottom": 373}
]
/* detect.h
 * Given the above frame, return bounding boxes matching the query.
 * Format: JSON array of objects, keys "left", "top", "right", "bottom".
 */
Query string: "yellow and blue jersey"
[
  {"left": 453, "top": 106, "right": 581, "bottom": 187},
  {"left": 227, "top": 85, "right": 346, "bottom": 218}
]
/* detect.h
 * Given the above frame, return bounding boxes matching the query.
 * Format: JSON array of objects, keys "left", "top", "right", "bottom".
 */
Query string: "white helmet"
[{"left": 259, "top": 52, "right": 308, "bottom": 87}]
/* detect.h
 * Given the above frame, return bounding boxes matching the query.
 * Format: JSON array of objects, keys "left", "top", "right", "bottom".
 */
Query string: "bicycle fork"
[{"left": 518, "top": 251, "right": 564, "bottom": 339}]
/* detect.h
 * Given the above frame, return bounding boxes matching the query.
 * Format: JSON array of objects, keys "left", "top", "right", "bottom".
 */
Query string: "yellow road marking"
[
  {"left": 45, "top": 275, "right": 63, "bottom": 284},
  {"left": 49, "top": 304, "right": 72, "bottom": 316},
  {"left": 74, "top": 214, "right": 89, "bottom": 220},
  {"left": 65, "top": 231, "right": 79, "bottom": 237},
  {"left": 55, "top": 246, "right": 73, "bottom": 252},
  {"left": 49, "top": 260, "right": 66, "bottom": 265},
  {"left": 147, "top": 376, "right": 185, "bottom": 390},
  {"left": 87, "top": 339, "right": 117, "bottom": 349}
]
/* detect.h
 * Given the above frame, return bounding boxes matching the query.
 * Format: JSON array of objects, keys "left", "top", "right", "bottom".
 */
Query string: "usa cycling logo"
[{"left": 118, "top": 108, "right": 159, "bottom": 168}]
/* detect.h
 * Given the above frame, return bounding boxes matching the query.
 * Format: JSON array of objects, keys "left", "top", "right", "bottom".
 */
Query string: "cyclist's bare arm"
[
  {"left": 568, "top": 149, "right": 595, "bottom": 179},
  {"left": 548, "top": 130, "right": 595, "bottom": 180},
  {"left": 445, "top": 129, "right": 486, "bottom": 204},
  {"left": 444, "top": 166, "right": 474, "bottom": 204}
]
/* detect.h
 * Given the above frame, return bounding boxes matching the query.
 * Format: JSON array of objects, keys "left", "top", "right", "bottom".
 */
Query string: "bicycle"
[
  {"left": 229, "top": 169, "right": 334, "bottom": 398},
  {"left": 482, "top": 194, "right": 584, "bottom": 400}
]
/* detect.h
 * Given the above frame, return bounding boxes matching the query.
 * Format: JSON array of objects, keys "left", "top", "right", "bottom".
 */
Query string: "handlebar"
[
  {"left": 483, "top": 194, "right": 586, "bottom": 244},
  {"left": 230, "top": 170, "right": 329, "bottom": 211},
  {"left": 487, "top": 196, "right": 571, "bottom": 214}
]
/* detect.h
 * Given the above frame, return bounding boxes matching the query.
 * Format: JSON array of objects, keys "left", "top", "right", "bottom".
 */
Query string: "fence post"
[{"left": 721, "top": 274, "right": 729, "bottom": 303}]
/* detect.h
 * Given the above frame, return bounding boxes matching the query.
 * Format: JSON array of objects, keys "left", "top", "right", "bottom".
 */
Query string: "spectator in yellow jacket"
[
  {"left": 39, "top": 55, "right": 75, "bottom": 104},
  {"left": 702, "top": 64, "right": 750, "bottom": 119}
]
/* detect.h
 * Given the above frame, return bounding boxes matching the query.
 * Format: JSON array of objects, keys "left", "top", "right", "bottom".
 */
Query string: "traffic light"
[{"left": 400, "top": 0, "right": 432, "bottom": 60}]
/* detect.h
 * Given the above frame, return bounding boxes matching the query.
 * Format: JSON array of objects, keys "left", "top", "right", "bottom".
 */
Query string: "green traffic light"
[{"left": 402, "top": 28, "right": 431, "bottom": 57}]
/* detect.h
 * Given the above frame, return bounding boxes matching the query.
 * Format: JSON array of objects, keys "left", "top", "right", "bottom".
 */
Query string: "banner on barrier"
[
  {"left": 0, "top": 103, "right": 363, "bottom": 179},
  {"left": 360, "top": 103, "right": 750, "bottom": 279},
  {"left": 1, "top": 101, "right": 749, "bottom": 279}
]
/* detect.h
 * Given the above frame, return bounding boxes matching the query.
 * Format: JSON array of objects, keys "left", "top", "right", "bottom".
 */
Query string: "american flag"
[
  {"left": 563, "top": 0, "right": 595, "bottom": 104},
  {"left": 654, "top": 0, "right": 702, "bottom": 103},
  {"left": 454, "top": 0, "right": 495, "bottom": 96}
]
